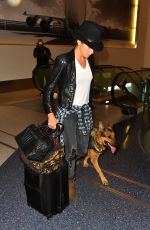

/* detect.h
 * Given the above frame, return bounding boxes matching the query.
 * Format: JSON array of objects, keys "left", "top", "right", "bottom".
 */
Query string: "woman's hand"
[{"left": 48, "top": 112, "right": 57, "bottom": 129}]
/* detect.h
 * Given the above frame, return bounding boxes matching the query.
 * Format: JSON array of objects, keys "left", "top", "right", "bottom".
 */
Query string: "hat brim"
[{"left": 71, "top": 30, "right": 103, "bottom": 51}]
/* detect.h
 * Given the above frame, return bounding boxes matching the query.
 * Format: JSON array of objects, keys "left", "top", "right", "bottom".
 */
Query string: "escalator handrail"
[
  {"left": 32, "top": 64, "right": 54, "bottom": 91},
  {"left": 94, "top": 65, "right": 132, "bottom": 72}
]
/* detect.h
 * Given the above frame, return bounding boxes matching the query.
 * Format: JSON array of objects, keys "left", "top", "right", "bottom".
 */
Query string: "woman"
[{"left": 43, "top": 20, "right": 103, "bottom": 201}]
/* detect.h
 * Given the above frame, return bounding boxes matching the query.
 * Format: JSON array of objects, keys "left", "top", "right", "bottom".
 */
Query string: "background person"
[
  {"left": 43, "top": 21, "right": 103, "bottom": 201},
  {"left": 33, "top": 39, "right": 52, "bottom": 74},
  {"left": 32, "top": 39, "right": 55, "bottom": 93}
]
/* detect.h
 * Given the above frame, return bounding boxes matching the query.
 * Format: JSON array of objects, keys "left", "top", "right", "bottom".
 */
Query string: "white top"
[{"left": 72, "top": 58, "right": 93, "bottom": 106}]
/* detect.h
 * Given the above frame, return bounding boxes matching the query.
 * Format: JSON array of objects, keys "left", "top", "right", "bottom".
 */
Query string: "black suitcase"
[{"left": 24, "top": 159, "right": 69, "bottom": 219}]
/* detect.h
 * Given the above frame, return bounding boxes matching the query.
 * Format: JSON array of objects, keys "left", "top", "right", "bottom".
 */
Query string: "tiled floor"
[
  {"left": 0, "top": 88, "right": 46, "bottom": 165},
  {"left": 0, "top": 87, "right": 127, "bottom": 166}
]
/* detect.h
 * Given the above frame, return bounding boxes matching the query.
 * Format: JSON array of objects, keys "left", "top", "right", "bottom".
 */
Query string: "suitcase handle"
[{"left": 39, "top": 123, "right": 64, "bottom": 140}]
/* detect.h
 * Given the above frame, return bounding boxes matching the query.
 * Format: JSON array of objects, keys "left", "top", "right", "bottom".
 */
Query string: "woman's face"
[{"left": 77, "top": 40, "right": 94, "bottom": 58}]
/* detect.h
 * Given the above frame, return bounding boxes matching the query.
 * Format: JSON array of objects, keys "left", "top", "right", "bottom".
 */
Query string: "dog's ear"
[{"left": 98, "top": 121, "right": 104, "bottom": 130}]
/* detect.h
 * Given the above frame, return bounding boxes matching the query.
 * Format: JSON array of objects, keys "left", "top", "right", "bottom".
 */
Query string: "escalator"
[
  {"left": 111, "top": 70, "right": 144, "bottom": 110},
  {"left": 93, "top": 65, "right": 133, "bottom": 100},
  {"left": 110, "top": 69, "right": 150, "bottom": 155}
]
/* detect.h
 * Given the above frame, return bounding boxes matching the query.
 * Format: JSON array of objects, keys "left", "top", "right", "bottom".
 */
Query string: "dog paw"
[
  {"left": 101, "top": 178, "right": 109, "bottom": 186},
  {"left": 83, "top": 162, "right": 89, "bottom": 167}
]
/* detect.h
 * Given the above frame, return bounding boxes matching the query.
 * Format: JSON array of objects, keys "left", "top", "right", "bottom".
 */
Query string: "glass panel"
[
  {"left": 143, "top": 79, "right": 150, "bottom": 123},
  {"left": 93, "top": 66, "right": 132, "bottom": 102},
  {"left": 141, "top": 78, "right": 150, "bottom": 155}
]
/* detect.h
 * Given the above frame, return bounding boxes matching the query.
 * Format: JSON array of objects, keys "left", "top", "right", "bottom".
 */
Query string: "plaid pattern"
[{"left": 56, "top": 104, "right": 93, "bottom": 145}]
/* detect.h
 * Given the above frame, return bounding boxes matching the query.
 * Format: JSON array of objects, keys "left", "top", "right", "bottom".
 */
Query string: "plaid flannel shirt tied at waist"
[{"left": 56, "top": 104, "right": 93, "bottom": 137}]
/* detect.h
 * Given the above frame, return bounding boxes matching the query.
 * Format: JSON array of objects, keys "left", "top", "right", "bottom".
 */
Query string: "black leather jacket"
[{"left": 43, "top": 49, "right": 94, "bottom": 113}]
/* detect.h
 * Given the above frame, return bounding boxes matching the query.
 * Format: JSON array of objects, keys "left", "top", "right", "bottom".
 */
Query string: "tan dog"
[{"left": 83, "top": 122, "right": 116, "bottom": 185}]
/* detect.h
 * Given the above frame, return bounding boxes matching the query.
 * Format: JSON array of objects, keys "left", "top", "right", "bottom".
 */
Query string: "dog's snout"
[{"left": 104, "top": 141, "right": 116, "bottom": 154}]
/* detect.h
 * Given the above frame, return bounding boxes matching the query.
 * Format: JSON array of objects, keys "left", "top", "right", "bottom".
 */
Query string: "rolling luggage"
[
  {"left": 16, "top": 122, "right": 69, "bottom": 218},
  {"left": 24, "top": 158, "right": 69, "bottom": 219}
]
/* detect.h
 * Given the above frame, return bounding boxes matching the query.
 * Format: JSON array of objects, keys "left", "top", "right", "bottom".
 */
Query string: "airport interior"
[{"left": 0, "top": 0, "right": 150, "bottom": 229}]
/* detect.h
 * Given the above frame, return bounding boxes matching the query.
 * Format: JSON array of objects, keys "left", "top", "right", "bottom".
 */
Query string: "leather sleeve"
[{"left": 43, "top": 55, "right": 67, "bottom": 113}]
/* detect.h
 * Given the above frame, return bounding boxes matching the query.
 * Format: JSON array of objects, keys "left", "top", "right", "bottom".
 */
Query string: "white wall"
[
  {"left": 0, "top": 44, "right": 72, "bottom": 81},
  {"left": 0, "top": 0, "right": 149, "bottom": 82}
]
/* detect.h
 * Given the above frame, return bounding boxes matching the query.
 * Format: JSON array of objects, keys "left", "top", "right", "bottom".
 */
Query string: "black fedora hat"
[{"left": 71, "top": 20, "right": 103, "bottom": 51}]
